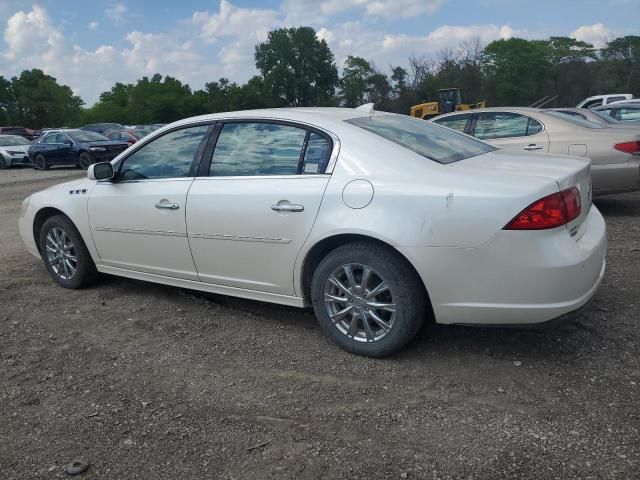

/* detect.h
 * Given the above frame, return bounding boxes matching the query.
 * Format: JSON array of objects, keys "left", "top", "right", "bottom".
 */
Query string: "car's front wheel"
[
  {"left": 38, "top": 215, "right": 98, "bottom": 289},
  {"left": 78, "top": 152, "right": 95, "bottom": 170},
  {"left": 34, "top": 154, "right": 49, "bottom": 170},
  {"left": 311, "top": 241, "right": 426, "bottom": 357}
]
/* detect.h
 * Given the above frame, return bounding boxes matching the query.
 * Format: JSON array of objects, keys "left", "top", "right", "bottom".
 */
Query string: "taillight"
[
  {"left": 614, "top": 141, "right": 640, "bottom": 155},
  {"left": 505, "top": 187, "right": 581, "bottom": 230}
]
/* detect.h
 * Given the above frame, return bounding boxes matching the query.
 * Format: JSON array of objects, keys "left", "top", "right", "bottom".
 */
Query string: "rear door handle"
[
  {"left": 271, "top": 202, "right": 304, "bottom": 213},
  {"left": 523, "top": 144, "right": 544, "bottom": 151},
  {"left": 155, "top": 201, "right": 180, "bottom": 210}
]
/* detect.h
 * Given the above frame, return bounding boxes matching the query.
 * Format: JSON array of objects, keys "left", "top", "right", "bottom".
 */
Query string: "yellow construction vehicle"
[{"left": 410, "top": 88, "right": 486, "bottom": 120}]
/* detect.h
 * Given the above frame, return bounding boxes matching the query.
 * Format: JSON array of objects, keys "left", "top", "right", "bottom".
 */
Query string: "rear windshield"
[
  {"left": 68, "top": 131, "right": 110, "bottom": 142},
  {"left": 545, "top": 111, "right": 605, "bottom": 129},
  {"left": 346, "top": 115, "right": 495, "bottom": 164}
]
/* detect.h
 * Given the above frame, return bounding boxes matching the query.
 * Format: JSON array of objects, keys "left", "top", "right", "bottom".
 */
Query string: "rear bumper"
[{"left": 401, "top": 206, "right": 607, "bottom": 325}]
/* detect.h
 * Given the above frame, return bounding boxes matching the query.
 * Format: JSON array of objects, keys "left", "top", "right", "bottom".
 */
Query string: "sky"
[{"left": 0, "top": 0, "right": 638, "bottom": 105}]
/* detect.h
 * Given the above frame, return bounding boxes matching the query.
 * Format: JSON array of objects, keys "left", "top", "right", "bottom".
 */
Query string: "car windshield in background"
[
  {"left": 545, "top": 111, "right": 605, "bottom": 129},
  {"left": 69, "top": 131, "right": 110, "bottom": 142},
  {"left": 590, "top": 110, "right": 618, "bottom": 124},
  {"left": 0, "top": 135, "right": 30, "bottom": 146},
  {"left": 346, "top": 115, "right": 495, "bottom": 164}
]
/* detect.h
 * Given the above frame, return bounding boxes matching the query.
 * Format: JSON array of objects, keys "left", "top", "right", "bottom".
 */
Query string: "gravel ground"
[{"left": 1, "top": 168, "right": 638, "bottom": 479}]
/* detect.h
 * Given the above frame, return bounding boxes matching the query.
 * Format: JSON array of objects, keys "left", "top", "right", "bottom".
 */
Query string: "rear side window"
[
  {"left": 618, "top": 108, "right": 640, "bottom": 121},
  {"left": 582, "top": 99, "right": 603, "bottom": 109},
  {"left": 474, "top": 112, "right": 543, "bottom": 140},
  {"left": 433, "top": 113, "right": 471, "bottom": 133},
  {"left": 209, "top": 122, "right": 331, "bottom": 176},
  {"left": 346, "top": 115, "right": 494, "bottom": 164}
]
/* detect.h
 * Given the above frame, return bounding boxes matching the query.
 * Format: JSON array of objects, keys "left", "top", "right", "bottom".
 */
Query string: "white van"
[{"left": 577, "top": 94, "right": 633, "bottom": 109}]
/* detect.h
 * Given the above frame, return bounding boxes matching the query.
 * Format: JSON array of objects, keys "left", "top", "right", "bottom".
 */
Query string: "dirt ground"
[{"left": 1, "top": 167, "right": 638, "bottom": 480}]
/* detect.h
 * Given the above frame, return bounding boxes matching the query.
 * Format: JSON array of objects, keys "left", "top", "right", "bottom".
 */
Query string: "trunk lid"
[{"left": 452, "top": 150, "right": 592, "bottom": 239}]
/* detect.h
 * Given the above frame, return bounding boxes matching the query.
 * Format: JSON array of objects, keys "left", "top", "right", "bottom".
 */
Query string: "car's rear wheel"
[
  {"left": 78, "top": 152, "right": 95, "bottom": 170},
  {"left": 311, "top": 241, "right": 426, "bottom": 357},
  {"left": 34, "top": 154, "right": 49, "bottom": 171},
  {"left": 38, "top": 215, "right": 98, "bottom": 289}
]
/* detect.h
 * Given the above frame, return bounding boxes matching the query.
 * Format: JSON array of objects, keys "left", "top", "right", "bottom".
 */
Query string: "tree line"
[{"left": 1, "top": 26, "right": 639, "bottom": 129}]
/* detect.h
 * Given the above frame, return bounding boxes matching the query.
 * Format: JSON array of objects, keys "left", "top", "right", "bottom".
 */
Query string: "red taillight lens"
[
  {"left": 614, "top": 141, "right": 640, "bottom": 155},
  {"left": 505, "top": 187, "right": 581, "bottom": 230}
]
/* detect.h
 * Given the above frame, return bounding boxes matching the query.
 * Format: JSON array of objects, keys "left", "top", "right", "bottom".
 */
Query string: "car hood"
[{"left": 0, "top": 145, "right": 30, "bottom": 153}]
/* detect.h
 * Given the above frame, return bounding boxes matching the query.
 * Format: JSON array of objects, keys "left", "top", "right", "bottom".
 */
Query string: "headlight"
[
  {"left": 20, "top": 195, "right": 31, "bottom": 217},
  {"left": 89, "top": 147, "right": 107, "bottom": 152}
]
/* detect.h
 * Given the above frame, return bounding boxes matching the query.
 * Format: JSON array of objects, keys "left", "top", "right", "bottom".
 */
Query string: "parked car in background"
[
  {"left": 80, "top": 123, "right": 123, "bottom": 135},
  {"left": 593, "top": 103, "right": 640, "bottom": 123},
  {"left": 0, "top": 134, "right": 33, "bottom": 168},
  {"left": 29, "top": 129, "right": 129, "bottom": 170},
  {"left": 576, "top": 94, "right": 633, "bottom": 109},
  {"left": 104, "top": 129, "right": 142, "bottom": 146},
  {"left": 133, "top": 124, "right": 164, "bottom": 137},
  {"left": 610, "top": 98, "right": 640, "bottom": 105},
  {"left": 19, "top": 107, "right": 606, "bottom": 357},
  {"left": 548, "top": 107, "right": 639, "bottom": 128},
  {"left": 0, "top": 126, "right": 38, "bottom": 141},
  {"left": 432, "top": 107, "right": 640, "bottom": 196}
]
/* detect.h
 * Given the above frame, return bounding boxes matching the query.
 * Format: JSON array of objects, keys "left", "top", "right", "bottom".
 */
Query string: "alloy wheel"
[
  {"left": 323, "top": 263, "right": 396, "bottom": 343},
  {"left": 45, "top": 227, "right": 78, "bottom": 280}
]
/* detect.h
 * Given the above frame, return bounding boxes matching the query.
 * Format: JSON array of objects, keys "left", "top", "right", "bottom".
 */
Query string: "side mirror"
[{"left": 88, "top": 162, "right": 114, "bottom": 181}]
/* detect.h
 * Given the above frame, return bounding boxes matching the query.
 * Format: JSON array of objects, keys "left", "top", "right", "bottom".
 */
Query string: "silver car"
[
  {"left": 432, "top": 107, "right": 640, "bottom": 196},
  {"left": 548, "top": 107, "right": 639, "bottom": 128}
]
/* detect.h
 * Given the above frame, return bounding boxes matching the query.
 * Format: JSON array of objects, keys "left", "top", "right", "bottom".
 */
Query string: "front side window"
[
  {"left": 433, "top": 113, "right": 471, "bottom": 133},
  {"left": 474, "top": 112, "right": 542, "bottom": 140},
  {"left": 118, "top": 124, "right": 210, "bottom": 180},
  {"left": 618, "top": 108, "right": 640, "bottom": 121},
  {"left": 582, "top": 99, "right": 603, "bottom": 109},
  {"left": 346, "top": 115, "right": 494, "bottom": 164},
  {"left": 209, "top": 122, "right": 330, "bottom": 176},
  {"left": 40, "top": 134, "right": 58, "bottom": 144}
]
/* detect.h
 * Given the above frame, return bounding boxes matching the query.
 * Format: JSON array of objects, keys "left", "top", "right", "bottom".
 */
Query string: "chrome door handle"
[
  {"left": 523, "top": 144, "right": 544, "bottom": 151},
  {"left": 271, "top": 203, "right": 304, "bottom": 213},
  {"left": 155, "top": 201, "right": 180, "bottom": 210}
]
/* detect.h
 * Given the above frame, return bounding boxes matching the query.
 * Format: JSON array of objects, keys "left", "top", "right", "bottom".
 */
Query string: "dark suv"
[{"left": 29, "top": 129, "right": 129, "bottom": 170}]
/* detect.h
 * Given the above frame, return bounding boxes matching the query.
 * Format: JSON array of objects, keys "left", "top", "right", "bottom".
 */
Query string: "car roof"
[{"left": 164, "top": 107, "right": 386, "bottom": 132}]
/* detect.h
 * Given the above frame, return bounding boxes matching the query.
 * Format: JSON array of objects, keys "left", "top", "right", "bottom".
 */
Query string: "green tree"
[
  {"left": 339, "top": 56, "right": 373, "bottom": 107},
  {"left": 255, "top": 27, "right": 338, "bottom": 106},
  {"left": 8, "top": 69, "right": 83, "bottom": 128},
  {"left": 600, "top": 35, "right": 640, "bottom": 93},
  {"left": 482, "top": 38, "right": 552, "bottom": 106}
]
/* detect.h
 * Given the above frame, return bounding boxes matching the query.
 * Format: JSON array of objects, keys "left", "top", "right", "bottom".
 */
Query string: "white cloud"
[
  {"left": 3, "top": 5, "right": 63, "bottom": 61},
  {"left": 89, "top": 21, "right": 99, "bottom": 30},
  {"left": 105, "top": 3, "right": 127, "bottom": 24},
  {"left": 571, "top": 23, "right": 612, "bottom": 48},
  {"left": 282, "top": 0, "right": 445, "bottom": 20}
]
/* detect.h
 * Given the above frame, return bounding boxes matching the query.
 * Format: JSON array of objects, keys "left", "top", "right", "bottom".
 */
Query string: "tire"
[
  {"left": 38, "top": 215, "right": 98, "bottom": 289},
  {"left": 34, "top": 154, "right": 49, "bottom": 171},
  {"left": 311, "top": 241, "right": 426, "bottom": 357},
  {"left": 78, "top": 151, "right": 95, "bottom": 170}
]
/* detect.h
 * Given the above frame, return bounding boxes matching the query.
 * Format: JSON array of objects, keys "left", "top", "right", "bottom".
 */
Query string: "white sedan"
[
  {"left": 19, "top": 107, "right": 607, "bottom": 357},
  {"left": 432, "top": 107, "right": 640, "bottom": 196}
]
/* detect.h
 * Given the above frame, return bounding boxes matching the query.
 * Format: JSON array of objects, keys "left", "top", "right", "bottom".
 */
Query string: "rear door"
[
  {"left": 472, "top": 112, "right": 550, "bottom": 153},
  {"left": 186, "top": 121, "right": 334, "bottom": 295}
]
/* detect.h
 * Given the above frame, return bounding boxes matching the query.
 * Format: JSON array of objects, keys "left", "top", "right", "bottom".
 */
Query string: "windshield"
[
  {"left": 346, "top": 115, "right": 495, "bottom": 164},
  {"left": 589, "top": 110, "right": 618, "bottom": 124},
  {"left": 545, "top": 111, "right": 605, "bottom": 129},
  {"left": 0, "top": 135, "right": 30, "bottom": 146},
  {"left": 68, "top": 131, "right": 110, "bottom": 142}
]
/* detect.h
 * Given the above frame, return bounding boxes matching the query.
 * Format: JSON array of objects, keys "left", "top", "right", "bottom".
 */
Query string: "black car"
[
  {"left": 80, "top": 123, "right": 123, "bottom": 134},
  {"left": 29, "top": 129, "right": 129, "bottom": 170}
]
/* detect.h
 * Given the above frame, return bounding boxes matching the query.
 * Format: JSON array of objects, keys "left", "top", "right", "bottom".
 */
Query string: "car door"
[
  {"left": 57, "top": 133, "right": 74, "bottom": 164},
  {"left": 186, "top": 121, "right": 334, "bottom": 295},
  {"left": 88, "top": 123, "right": 213, "bottom": 280},
  {"left": 471, "top": 112, "right": 549, "bottom": 153},
  {"left": 37, "top": 134, "right": 61, "bottom": 163}
]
